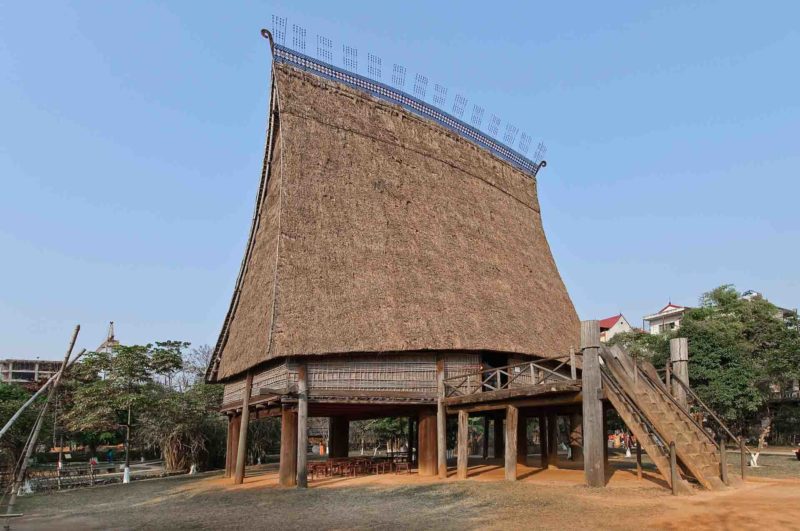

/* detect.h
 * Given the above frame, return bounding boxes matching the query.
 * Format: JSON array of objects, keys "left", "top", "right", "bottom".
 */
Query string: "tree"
[{"left": 0, "top": 383, "right": 52, "bottom": 471}]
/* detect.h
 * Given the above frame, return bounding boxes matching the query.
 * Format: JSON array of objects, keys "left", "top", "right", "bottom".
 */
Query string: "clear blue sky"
[{"left": 1, "top": 1, "right": 798, "bottom": 359}]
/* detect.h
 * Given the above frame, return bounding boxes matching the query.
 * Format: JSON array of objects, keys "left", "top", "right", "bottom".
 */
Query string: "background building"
[
  {"left": 598, "top": 314, "right": 633, "bottom": 342},
  {"left": 0, "top": 358, "right": 60, "bottom": 385},
  {"left": 643, "top": 303, "right": 687, "bottom": 334}
]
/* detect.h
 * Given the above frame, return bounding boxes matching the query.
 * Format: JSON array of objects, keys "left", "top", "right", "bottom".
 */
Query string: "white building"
[
  {"left": 599, "top": 314, "right": 633, "bottom": 342},
  {"left": 643, "top": 303, "right": 687, "bottom": 334}
]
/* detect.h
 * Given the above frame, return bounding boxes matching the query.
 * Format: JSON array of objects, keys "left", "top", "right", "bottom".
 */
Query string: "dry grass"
[{"left": 12, "top": 455, "right": 800, "bottom": 530}]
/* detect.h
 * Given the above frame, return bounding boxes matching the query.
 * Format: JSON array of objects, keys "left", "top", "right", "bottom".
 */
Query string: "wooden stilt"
[
  {"left": 516, "top": 414, "right": 527, "bottom": 465},
  {"left": 436, "top": 359, "right": 447, "bottom": 479},
  {"left": 538, "top": 416, "right": 548, "bottom": 469},
  {"left": 296, "top": 364, "right": 308, "bottom": 488},
  {"left": 740, "top": 437, "right": 747, "bottom": 480},
  {"left": 569, "top": 412, "right": 583, "bottom": 461},
  {"left": 504, "top": 405, "right": 518, "bottom": 481},
  {"left": 278, "top": 408, "right": 298, "bottom": 487},
  {"left": 670, "top": 338, "right": 689, "bottom": 410},
  {"left": 493, "top": 414, "right": 505, "bottom": 459},
  {"left": 233, "top": 371, "right": 253, "bottom": 484},
  {"left": 418, "top": 408, "right": 438, "bottom": 476},
  {"left": 407, "top": 417, "right": 415, "bottom": 464},
  {"left": 482, "top": 416, "right": 489, "bottom": 459},
  {"left": 329, "top": 417, "right": 349, "bottom": 458},
  {"left": 669, "top": 441, "right": 679, "bottom": 496},
  {"left": 547, "top": 413, "right": 559, "bottom": 467},
  {"left": 720, "top": 435, "right": 729, "bottom": 485},
  {"left": 224, "top": 415, "right": 235, "bottom": 478},
  {"left": 581, "top": 320, "right": 605, "bottom": 487},
  {"left": 636, "top": 441, "right": 643, "bottom": 479},
  {"left": 457, "top": 410, "right": 469, "bottom": 479}
]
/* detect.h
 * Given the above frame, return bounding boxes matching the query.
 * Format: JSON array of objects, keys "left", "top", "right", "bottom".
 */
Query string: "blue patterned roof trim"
[{"left": 271, "top": 43, "right": 544, "bottom": 178}]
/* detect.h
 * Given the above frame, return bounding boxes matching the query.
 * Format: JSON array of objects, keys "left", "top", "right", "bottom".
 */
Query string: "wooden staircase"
[{"left": 600, "top": 344, "right": 726, "bottom": 491}]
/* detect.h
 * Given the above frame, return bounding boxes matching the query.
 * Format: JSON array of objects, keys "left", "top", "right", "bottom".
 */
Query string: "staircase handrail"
[{"left": 668, "top": 370, "right": 756, "bottom": 458}]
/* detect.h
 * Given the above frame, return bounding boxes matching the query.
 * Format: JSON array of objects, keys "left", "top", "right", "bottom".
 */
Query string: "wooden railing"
[{"left": 442, "top": 356, "right": 576, "bottom": 398}]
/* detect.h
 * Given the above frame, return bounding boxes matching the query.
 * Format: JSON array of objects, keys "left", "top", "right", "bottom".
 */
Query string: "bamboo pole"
[{"left": 6, "top": 326, "right": 79, "bottom": 515}]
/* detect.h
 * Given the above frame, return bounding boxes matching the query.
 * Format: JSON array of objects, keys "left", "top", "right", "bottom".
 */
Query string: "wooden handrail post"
[
  {"left": 581, "top": 320, "right": 604, "bottom": 487},
  {"left": 665, "top": 360, "right": 671, "bottom": 389},
  {"left": 719, "top": 435, "right": 729, "bottom": 485},
  {"left": 669, "top": 441, "right": 678, "bottom": 495}
]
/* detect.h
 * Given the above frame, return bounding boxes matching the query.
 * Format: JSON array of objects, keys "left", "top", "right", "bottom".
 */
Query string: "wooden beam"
[
  {"left": 436, "top": 358, "right": 447, "bottom": 479},
  {"left": 457, "top": 410, "right": 469, "bottom": 479},
  {"left": 448, "top": 392, "right": 582, "bottom": 415},
  {"left": 296, "top": 364, "right": 308, "bottom": 488},
  {"left": 233, "top": 371, "right": 253, "bottom": 484},
  {"left": 279, "top": 408, "right": 298, "bottom": 487},
  {"left": 581, "top": 320, "right": 605, "bottom": 487},
  {"left": 504, "top": 405, "right": 518, "bottom": 480}
]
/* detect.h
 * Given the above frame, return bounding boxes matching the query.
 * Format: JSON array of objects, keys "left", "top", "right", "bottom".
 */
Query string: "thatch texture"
[{"left": 212, "top": 62, "right": 578, "bottom": 382}]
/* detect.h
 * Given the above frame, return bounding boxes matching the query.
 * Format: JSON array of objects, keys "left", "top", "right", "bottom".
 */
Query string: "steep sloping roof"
[{"left": 207, "top": 45, "right": 579, "bottom": 382}]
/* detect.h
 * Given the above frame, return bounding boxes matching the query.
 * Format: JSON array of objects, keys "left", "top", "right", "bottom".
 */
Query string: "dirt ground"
[{"left": 8, "top": 454, "right": 800, "bottom": 530}]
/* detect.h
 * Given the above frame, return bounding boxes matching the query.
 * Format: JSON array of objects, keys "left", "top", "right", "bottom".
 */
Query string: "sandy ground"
[{"left": 8, "top": 455, "right": 800, "bottom": 530}]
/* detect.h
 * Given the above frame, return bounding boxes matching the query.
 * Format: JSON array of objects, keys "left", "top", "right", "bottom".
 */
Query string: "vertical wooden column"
[
  {"left": 547, "top": 413, "right": 559, "bottom": 467},
  {"left": 407, "top": 417, "right": 415, "bottom": 464},
  {"left": 224, "top": 415, "right": 234, "bottom": 478},
  {"left": 636, "top": 441, "right": 643, "bottom": 479},
  {"left": 418, "top": 408, "right": 438, "bottom": 476},
  {"left": 436, "top": 359, "right": 447, "bottom": 479},
  {"left": 538, "top": 416, "right": 548, "bottom": 469},
  {"left": 296, "top": 364, "right": 308, "bottom": 488},
  {"left": 329, "top": 417, "right": 349, "bottom": 458},
  {"left": 226, "top": 414, "right": 241, "bottom": 478},
  {"left": 670, "top": 338, "right": 689, "bottom": 409},
  {"left": 516, "top": 414, "right": 527, "bottom": 465},
  {"left": 493, "top": 415, "right": 505, "bottom": 459},
  {"left": 482, "top": 416, "right": 490, "bottom": 459},
  {"left": 457, "top": 410, "right": 469, "bottom": 479},
  {"left": 278, "top": 408, "right": 298, "bottom": 487},
  {"left": 504, "top": 405, "right": 518, "bottom": 480},
  {"left": 233, "top": 371, "right": 253, "bottom": 484},
  {"left": 569, "top": 412, "right": 583, "bottom": 461},
  {"left": 581, "top": 320, "right": 605, "bottom": 487}
]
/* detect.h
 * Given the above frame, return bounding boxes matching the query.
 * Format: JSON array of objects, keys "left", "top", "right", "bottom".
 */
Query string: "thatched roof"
[{"left": 207, "top": 50, "right": 579, "bottom": 382}]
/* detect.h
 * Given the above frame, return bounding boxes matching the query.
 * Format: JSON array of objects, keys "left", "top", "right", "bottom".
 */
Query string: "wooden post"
[
  {"left": 547, "top": 413, "right": 559, "bottom": 467},
  {"left": 504, "top": 405, "right": 518, "bottom": 481},
  {"left": 719, "top": 435, "right": 729, "bottom": 485},
  {"left": 517, "top": 415, "right": 527, "bottom": 465},
  {"left": 329, "top": 417, "right": 349, "bottom": 458},
  {"left": 233, "top": 371, "right": 253, "bottom": 485},
  {"left": 457, "top": 410, "right": 469, "bottom": 479},
  {"left": 418, "top": 408, "right": 438, "bottom": 476},
  {"left": 279, "top": 408, "right": 298, "bottom": 487},
  {"left": 581, "top": 320, "right": 605, "bottom": 487},
  {"left": 224, "top": 415, "right": 235, "bottom": 478},
  {"left": 740, "top": 437, "right": 747, "bottom": 481},
  {"left": 669, "top": 441, "right": 679, "bottom": 495},
  {"left": 538, "top": 416, "right": 548, "bottom": 469},
  {"left": 569, "top": 412, "right": 583, "bottom": 461},
  {"left": 436, "top": 359, "right": 447, "bottom": 479},
  {"left": 636, "top": 441, "right": 642, "bottom": 479},
  {"left": 670, "top": 338, "right": 689, "bottom": 409},
  {"left": 407, "top": 417, "right": 415, "bottom": 464},
  {"left": 296, "top": 364, "right": 308, "bottom": 488},
  {"left": 570, "top": 347, "right": 577, "bottom": 380},
  {"left": 493, "top": 415, "right": 505, "bottom": 459},
  {"left": 482, "top": 416, "right": 489, "bottom": 459}
]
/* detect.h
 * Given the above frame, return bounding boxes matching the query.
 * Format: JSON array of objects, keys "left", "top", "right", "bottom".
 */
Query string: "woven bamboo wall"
[{"left": 222, "top": 352, "right": 481, "bottom": 406}]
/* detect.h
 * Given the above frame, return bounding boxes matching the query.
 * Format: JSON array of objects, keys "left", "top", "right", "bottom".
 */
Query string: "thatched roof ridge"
[{"left": 207, "top": 59, "right": 579, "bottom": 383}]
